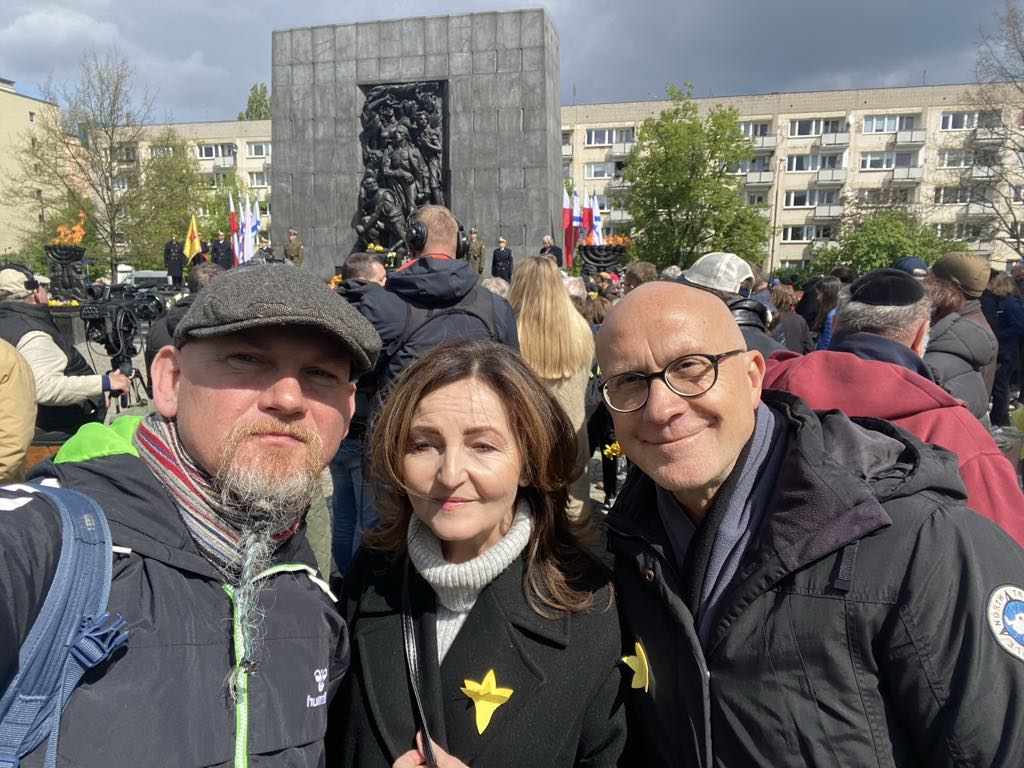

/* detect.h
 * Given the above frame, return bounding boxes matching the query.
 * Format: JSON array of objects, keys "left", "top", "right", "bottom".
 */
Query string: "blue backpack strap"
[{"left": 0, "top": 485, "right": 128, "bottom": 768}]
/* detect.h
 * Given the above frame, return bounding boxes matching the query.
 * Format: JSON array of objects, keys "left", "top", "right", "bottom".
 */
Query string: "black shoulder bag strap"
[{"left": 402, "top": 558, "right": 439, "bottom": 768}]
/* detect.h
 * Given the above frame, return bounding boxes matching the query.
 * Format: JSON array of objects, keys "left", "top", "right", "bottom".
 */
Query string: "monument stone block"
[{"left": 272, "top": 10, "right": 562, "bottom": 274}]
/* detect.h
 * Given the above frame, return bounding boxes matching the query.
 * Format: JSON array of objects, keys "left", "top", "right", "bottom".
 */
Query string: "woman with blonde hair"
[{"left": 509, "top": 256, "right": 595, "bottom": 518}]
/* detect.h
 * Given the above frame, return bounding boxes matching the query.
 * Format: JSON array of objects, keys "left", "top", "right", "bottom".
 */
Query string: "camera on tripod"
[{"left": 79, "top": 283, "right": 165, "bottom": 374}]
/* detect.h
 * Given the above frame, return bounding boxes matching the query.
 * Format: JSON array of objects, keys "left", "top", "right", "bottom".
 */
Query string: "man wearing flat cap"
[
  {"left": 598, "top": 279, "right": 1024, "bottom": 767},
  {"left": 0, "top": 264, "right": 382, "bottom": 765}
]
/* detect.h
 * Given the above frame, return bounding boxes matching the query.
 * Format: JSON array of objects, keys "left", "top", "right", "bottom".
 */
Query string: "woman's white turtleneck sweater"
[{"left": 406, "top": 504, "right": 533, "bottom": 663}]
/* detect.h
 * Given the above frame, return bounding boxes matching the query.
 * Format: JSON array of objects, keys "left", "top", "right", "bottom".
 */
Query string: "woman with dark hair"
[
  {"left": 812, "top": 277, "right": 843, "bottom": 349},
  {"left": 770, "top": 284, "right": 812, "bottom": 353},
  {"left": 333, "top": 341, "right": 625, "bottom": 768}
]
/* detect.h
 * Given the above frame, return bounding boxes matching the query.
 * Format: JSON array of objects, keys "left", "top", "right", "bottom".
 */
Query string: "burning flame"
[{"left": 53, "top": 210, "right": 86, "bottom": 246}]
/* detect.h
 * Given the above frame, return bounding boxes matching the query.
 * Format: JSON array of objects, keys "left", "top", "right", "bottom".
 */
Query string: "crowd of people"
[{"left": 1, "top": 203, "right": 1024, "bottom": 767}]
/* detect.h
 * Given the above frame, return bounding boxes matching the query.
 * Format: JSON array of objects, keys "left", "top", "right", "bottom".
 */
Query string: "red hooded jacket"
[{"left": 764, "top": 350, "right": 1024, "bottom": 547}]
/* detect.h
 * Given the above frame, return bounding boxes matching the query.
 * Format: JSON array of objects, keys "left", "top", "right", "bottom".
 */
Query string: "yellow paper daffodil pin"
[
  {"left": 622, "top": 641, "right": 651, "bottom": 693},
  {"left": 460, "top": 669, "right": 514, "bottom": 734}
]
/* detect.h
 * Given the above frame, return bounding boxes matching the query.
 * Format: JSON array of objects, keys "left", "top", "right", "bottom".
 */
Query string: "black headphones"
[
  {"left": 407, "top": 210, "right": 470, "bottom": 261},
  {"left": 727, "top": 297, "right": 770, "bottom": 333}
]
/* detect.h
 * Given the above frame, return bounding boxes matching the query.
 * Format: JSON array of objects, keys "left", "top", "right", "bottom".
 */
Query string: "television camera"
[{"left": 80, "top": 282, "right": 165, "bottom": 406}]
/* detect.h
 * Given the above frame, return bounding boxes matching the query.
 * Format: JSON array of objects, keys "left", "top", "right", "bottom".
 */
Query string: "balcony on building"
[
  {"left": 816, "top": 168, "right": 847, "bottom": 185},
  {"left": 895, "top": 129, "right": 926, "bottom": 146},
  {"left": 606, "top": 209, "right": 631, "bottom": 223},
  {"left": 820, "top": 132, "right": 850, "bottom": 147},
  {"left": 971, "top": 165, "right": 996, "bottom": 180},
  {"left": 891, "top": 166, "right": 923, "bottom": 184},
  {"left": 605, "top": 176, "right": 630, "bottom": 191},
  {"left": 973, "top": 128, "right": 1002, "bottom": 143},
  {"left": 210, "top": 155, "right": 236, "bottom": 169},
  {"left": 561, "top": 143, "right": 573, "bottom": 158},
  {"left": 750, "top": 135, "right": 778, "bottom": 152},
  {"left": 745, "top": 171, "right": 774, "bottom": 186},
  {"left": 608, "top": 141, "right": 636, "bottom": 158},
  {"left": 964, "top": 202, "right": 993, "bottom": 216},
  {"left": 814, "top": 204, "right": 843, "bottom": 219}
]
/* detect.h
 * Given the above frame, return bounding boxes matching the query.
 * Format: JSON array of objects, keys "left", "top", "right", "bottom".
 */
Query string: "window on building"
[
  {"left": 940, "top": 111, "right": 1000, "bottom": 130},
  {"left": 1013, "top": 185, "right": 1024, "bottom": 203},
  {"left": 594, "top": 195, "right": 609, "bottom": 211},
  {"left": 198, "top": 144, "right": 217, "bottom": 159},
  {"left": 1009, "top": 221, "right": 1024, "bottom": 239},
  {"left": 788, "top": 118, "right": 845, "bottom": 137},
  {"left": 747, "top": 192, "right": 767, "bottom": 205},
  {"left": 562, "top": 160, "right": 572, "bottom": 179},
  {"left": 782, "top": 225, "right": 811, "bottom": 242},
  {"left": 784, "top": 189, "right": 837, "bottom": 208},
  {"left": 815, "top": 224, "right": 836, "bottom": 240},
  {"left": 585, "top": 128, "right": 612, "bottom": 146},
  {"left": 858, "top": 187, "right": 915, "bottom": 206},
  {"left": 612, "top": 127, "right": 635, "bottom": 144},
  {"left": 939, "top": 149, "right": 974, "bottom": 168},
  {"left": 28, "top": 111, "right": 35, "bottom": 123},
  {"left": 112, "top": 175, "right": 129, "bottom": 193},
  {"left": 863, "top": 114, "right": 917, "bottom": 133},
  {"left": 860, "top": 151, "right": 894, "bottom": 170},
  {"left": 113, "top": 144, "right": 137, "bottom": 163},
  {"left": 737, "top": 156, "right": 772, "bottom": 173},
  {"left": 247, "top": 142, "right": 271, "bottom": 158},
  {"left": 219, "top": 143, "right": 236, "bottom": 157},
  {"left": 936, "top": 221, "right": 987, "bottom": 240},
  {"left": 150, "top": 145, "right": 174, "bottom": 159},
  {"left": 934, "top": 186, "right": 991, "bottom": 204},
  {"left": 561, "top": 131, "right": 572, "bottom": 146},
  {"left": 740, "top": 121, "right": 771, "bottom": 138},
  {"left": 585, "top": 162, "right": 615, "bottom": 179},
  {"left": 787, "top": 154, "right": 816, "bottom": 172},
  {"left": 248, "top": 172, "right": 268, "bottom": 188}
]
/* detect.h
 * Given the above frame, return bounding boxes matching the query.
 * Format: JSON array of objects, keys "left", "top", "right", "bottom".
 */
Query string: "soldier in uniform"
[
  {"left": 210, "top": 231, "right": 234, "bottom": 270},
  {"left": 467, "top": 227, "right": 484, "bottom": 275},
  {"left": 285, "top": 227, "right": 304, "bottom": 268},
  {"left": 163, "top": 235, "right": 185, "bottom": 288}
]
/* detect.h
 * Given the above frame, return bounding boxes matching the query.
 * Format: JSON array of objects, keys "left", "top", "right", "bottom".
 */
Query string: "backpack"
[
  {"left": 377, "top": 288, "right": 500, "bottom": 387},
  {"left": 0, "top": 484, "right": 128, "bottom": 768}
]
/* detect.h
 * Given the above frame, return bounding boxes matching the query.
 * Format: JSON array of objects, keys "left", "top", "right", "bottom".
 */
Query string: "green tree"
[
  {"left": 197, "top": 172, "right": 254, "bottom": 244},
  {"left": 238, "top": 83, "right": 271, "bottom": 121},
  {"left": 124, "top": 129, "right": 207, "bottom": 268},
  {"left": 812, "top": 209, "right": 965, "bottom": 275},
  {"left": 3, "top": 47, "right": 154, "bottom": 278},
  {"left": 617, "top": 85, "right": 768, "bottom": 268}
]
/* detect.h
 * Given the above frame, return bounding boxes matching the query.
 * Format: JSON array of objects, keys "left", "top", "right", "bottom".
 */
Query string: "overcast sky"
[{"left": 0, "top": 0, "right": 1006, "bottom": 121}]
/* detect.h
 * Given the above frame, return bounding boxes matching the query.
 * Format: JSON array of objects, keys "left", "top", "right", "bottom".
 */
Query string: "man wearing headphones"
[
  {"left": 336, "top": 205, "right": 518, "bottom": 573},
  {"left": 0, "top": 267, "right": 129, "bottom": 441}
]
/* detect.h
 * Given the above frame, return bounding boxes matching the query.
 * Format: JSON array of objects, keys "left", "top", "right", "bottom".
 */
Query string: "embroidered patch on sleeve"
[{"left": 988, "top": 585, "right": 1024, "bottom": 662}]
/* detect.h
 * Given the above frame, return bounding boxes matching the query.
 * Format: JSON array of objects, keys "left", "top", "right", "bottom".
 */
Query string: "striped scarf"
[{"left": 134, "top": 413, "right": 297, "bottom": 581}]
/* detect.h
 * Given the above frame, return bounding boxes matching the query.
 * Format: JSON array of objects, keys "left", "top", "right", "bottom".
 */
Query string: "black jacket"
[
  {"left": 771, "top": 311, "right": 813, "bottom": 354},
  {"left": 331, "top": 550, "right": 626, "bottom": 767},
  {"left": 1, "top": 433, "right": 347, "bottom": 767},
  {"left": 491, "top": 247, "right": 513, "bottom": 281},
  {"left": 348, "top": 257, "right": 518, "bottom": 387},
  {"left": 924, "top": 311, "right": 998, "bottom": 420},
  {"left": 0, "top": 300, "right": 104, "bottom": 438},
  {"left": 210, "top": 239, "right": 233, "bottom": 270},
  {"left": 608, "top": 391, "right": 1024, "bottom": 767},
  {"left": 163, "top": 240, "right": 185, "bottom": 274},
  {"left": 541, "top": 244, "right": 564, "bottom": 267},
  {"left": 958, "top": 298, "right": 998, "bottom": 395}
]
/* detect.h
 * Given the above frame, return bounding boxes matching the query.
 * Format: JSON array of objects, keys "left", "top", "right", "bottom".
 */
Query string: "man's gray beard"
[{"left": 215, "top": 433, "right": 324, "bottom": 698}]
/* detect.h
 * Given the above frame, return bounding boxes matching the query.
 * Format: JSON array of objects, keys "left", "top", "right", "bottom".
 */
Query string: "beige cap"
[
  {"left": 932, "top": 252, "right": 990, "bottom": 299},
  {"left": 0, "top": 268, "right": 33, "bottom": 300}
]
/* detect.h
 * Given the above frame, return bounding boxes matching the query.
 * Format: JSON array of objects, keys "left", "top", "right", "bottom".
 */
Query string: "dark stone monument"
[{"left": 271, "top": 10, "right": 563, "bottom": 276}]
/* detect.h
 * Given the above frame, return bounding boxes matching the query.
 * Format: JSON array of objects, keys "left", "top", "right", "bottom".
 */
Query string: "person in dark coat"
[
  {"left": 988, "top": 272, "right": 1024, "bottom": 426},
  {"left": 210, "top": 231, "right": 233, "bottom": 270},
  {"left": 597, "top": 281, "right": 1024, "bottom": 768},
  {"left": 540, "top": 235, "right": 563, "bottom": 267},
  {"left": 491, "top": 237, "right": 513, "bottom": 281},
  {"left": 163, "top": 235, "right": 185, "bottom": 288},
  {"left": 0, "top": 265, "right": 383, "bottom": 766},
  {"left": 931, "top": 252, "right": 998, "bottom": 395},
  {"left": 332, "top": 341, "right": 625, "bottom": 768}
]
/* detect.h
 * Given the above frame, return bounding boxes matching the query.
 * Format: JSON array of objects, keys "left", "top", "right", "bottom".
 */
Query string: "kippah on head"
[{"left": 849, "top": 268, "right": 925, "bottom": 307}]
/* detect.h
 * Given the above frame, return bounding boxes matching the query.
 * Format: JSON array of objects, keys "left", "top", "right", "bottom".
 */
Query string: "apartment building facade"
[
  {"left": 561, "top": 83, "right": 1024, "bottom": 271},
  {"left": 0, "top": 78, "right": 58, "bottom": 260},
  {"left": 136, "top": 119, "right": 273, "bottom": 232}
]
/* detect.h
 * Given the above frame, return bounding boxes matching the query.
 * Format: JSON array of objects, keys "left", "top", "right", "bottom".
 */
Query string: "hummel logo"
[{"left": 306, "top": 667, "right": 329, "bottom": 709}]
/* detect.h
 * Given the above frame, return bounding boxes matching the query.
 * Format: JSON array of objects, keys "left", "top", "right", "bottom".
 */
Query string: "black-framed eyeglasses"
[{"left": 600, "top": 350, "right": 746, "bottom": 413}]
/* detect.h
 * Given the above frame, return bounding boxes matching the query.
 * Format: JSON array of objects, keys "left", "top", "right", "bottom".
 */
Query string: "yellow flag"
[{"left": 184, "top": 214, "right": 202, "bottom": 263}]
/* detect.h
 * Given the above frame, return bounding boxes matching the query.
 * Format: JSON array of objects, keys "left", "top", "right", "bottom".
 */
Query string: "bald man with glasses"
[{"left": 597, "top": 281, "right": 1024, "bottom": 768}]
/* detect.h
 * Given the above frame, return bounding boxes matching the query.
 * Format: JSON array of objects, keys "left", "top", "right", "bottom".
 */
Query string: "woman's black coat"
[{"left": 330, "top": 549, "right": 626, "bottom": 767}]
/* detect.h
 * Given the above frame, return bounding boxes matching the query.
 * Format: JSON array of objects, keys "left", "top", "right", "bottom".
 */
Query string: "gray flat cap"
[{"left": 174, "top": 264, "right": 381, "bottom": 377}]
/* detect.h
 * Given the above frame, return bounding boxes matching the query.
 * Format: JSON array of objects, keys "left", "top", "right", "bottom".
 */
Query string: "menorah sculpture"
[{"left": 43, "top": 245, "right": 88, "bottom": 300}]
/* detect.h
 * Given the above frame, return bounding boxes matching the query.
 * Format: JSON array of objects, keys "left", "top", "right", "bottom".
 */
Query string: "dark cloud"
[{"left": 0, "top": 0, "right": 1006, "bottom": 120}]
